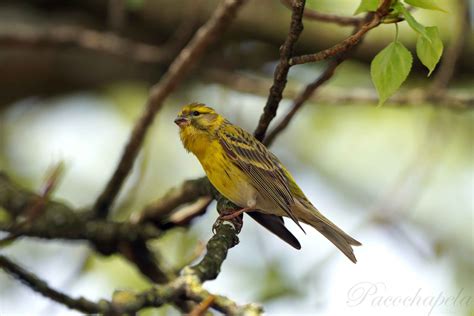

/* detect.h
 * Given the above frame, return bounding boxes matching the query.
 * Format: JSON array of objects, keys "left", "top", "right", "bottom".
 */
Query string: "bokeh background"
[{"left": 0, "top": 0, "right": 473, "bottom": 315}]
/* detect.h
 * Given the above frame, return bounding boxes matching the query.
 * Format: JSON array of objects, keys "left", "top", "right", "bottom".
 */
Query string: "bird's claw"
[{"left": 212, "top": 207, "right": 248, "bottom": 234}]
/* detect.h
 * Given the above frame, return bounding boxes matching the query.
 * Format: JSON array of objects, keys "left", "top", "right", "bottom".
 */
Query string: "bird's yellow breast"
[
  {"left": 201, "top": 140, "right": 255, "bottom": 206},
  {"left": 179, "top": 120, "right": 260, "bottom": 208},
  {"left": 180, "top": 130, "right": 254, "bottom": 207}
]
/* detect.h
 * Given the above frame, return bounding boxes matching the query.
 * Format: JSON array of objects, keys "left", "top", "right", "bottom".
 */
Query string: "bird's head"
[
  {"left": 175, "top": 103, "right": 225, "bottom": 154},
  {"left": 175, "top": 103, "right": 222, "bottom": 134}
]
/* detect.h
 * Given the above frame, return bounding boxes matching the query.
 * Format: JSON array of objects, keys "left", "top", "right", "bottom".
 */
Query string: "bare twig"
[
  {"left": 189, "top": 295, "right": 216, "bottom": 316},
  {"left": 254, "top": 0, "right": 394, "bottom": 142},
  {"left": 264, "top": 14, "right": 372, "bottom": 146},
  {"left": 289, "top": 0, "right": 393, "bottom": 65},
  {"left": 0, "top": 253, "right": 186, "bottom": 314},
  {"left": 0, "top": 24, "right": 169, "bottom": 64},
  {"left": 133, "top": 177, "right": 212, "bottom": 225},
  {"left": 254, "top": 0, "right": 306, "bottom": 141},
  {"left": 0, "top": 6, "right": 201, "bottom": 67},
  {"left": 93, "top": 0, "right": 248, "bottom": 218},
  {"left": 166, "top": 196, "right": 213, "bottom": 227},
  {"left": 203, "top": 69, "right": 474, "bottom": 109},
  {"left": 119, "top": 240, "right": 176, "bottom": 283},
  {"left": 264, "top": 59, "right": 341, "bottom": 146},
  {"left": 0, "top": 162, "right": 65, "bottom": 245},
  {"left": 23, "top": 162, "right": 65, "bottom": 224},
  {"left": 0, "top": 255, "right": 114, "bottom": 314},
  {"left": 280, "top": 0, "right": 363, "bottom": 26}
]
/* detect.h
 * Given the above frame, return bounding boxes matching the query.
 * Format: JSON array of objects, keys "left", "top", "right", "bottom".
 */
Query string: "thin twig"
[
  {"left": 133, "top": 177, "right": 211, "bottom": 225},
  {"left": 189, "top": 295, "right": 216, "bottom": 316},
  {"left": 0, "top": 24, "right": 169, "bottom": 64},
  {"left": 0, "top": 255, "right": 114, "bottom": 314},
  {"left": 253, "top": 0, "right": 306, "bottom": 141},
  {"left": 289, "top": 0, "right": 392, "bottom": 65},
  {"left": 264, "top": 14, "right": 373, "bottom": 146},
  {"left": 23, "top": 162, "right": 65, "bottom": 223},
  {"left": 203, "top": 69, "right": 474, "bottom": 109},
  {"left": 280, "top": 0, "right": 363, "bottom": 26},
  {"left": 264, "top": 59, "right": 341, "bottom": 146},
  {"left": 0, "top": 162, "right": 65, "bottom": 246},
  {"left": 0, "top": 253, "right": 182, "bottom": 315},
  {"left": 93, "top": 0, "right": 248, "bottom": 218},
  {"left": 119, "top": 240, "right": 175, "bottom": 283}
]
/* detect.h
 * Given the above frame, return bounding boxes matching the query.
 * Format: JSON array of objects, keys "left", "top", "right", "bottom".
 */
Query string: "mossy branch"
[
  {"left": 0, "top": 192, "right": 261, "bottom": 315},
  {"left": 0, "top": 172, "right": 172, "bottom": 283}
]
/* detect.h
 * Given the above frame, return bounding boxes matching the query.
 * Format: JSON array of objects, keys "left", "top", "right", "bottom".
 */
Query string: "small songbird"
[{"left": 175, "top": 103, "right": 361, "bottom": 263}]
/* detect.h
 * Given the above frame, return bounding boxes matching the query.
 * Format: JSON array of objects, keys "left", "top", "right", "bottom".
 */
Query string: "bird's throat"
[{"left": 179, "top": 127, "right": 212, "bottom": 159}]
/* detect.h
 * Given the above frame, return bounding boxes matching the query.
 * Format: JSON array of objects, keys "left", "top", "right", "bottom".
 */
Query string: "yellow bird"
[{"left": 175, "top": 103, "right": 361, "bottom": 263}]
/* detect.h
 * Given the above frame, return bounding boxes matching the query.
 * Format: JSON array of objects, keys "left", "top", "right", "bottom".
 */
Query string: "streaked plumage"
[{"left": 175, "top": 103, "right": 361, "bottom": 263}]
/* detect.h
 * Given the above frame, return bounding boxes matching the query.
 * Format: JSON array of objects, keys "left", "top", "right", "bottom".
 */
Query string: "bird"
[{"left": 174, "top": 103, "right": 362, "bottom": 263}]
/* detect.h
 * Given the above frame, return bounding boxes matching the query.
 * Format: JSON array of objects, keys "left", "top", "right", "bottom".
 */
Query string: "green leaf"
[
  {"left": 354, "top": 0, "right": 379, "bottom": 15},
  {"left": 416, "top": 26, "right": 443, "bottom": 76},
  {"left": 396, "top": 3, "right": 427, "bottom": 35},
  {"left": 403, "top": 0, "right": 447, "bottom": 12},
  {"left": 370, "top": 41, "right": 413, "bottom": 105},
  {"left": 397, "top": 2, "right": 444, "bottom": 76}
]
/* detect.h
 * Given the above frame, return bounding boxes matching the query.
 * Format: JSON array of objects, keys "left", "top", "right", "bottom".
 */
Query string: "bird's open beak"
[{"left": 174, "top": 116, "right": 190, "bottom": 127}]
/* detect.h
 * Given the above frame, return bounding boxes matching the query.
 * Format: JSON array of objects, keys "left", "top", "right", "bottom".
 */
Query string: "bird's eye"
[{"left": 192, "top": 111, "right": 200, "bottom": 116}]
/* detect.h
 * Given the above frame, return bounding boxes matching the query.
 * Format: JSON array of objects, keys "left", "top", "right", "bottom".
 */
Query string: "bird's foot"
[
  {"left": 218, "top": 207, "right": 253, "bottom": 221},
  {"left": 212, "top": 207, "right": 251, "bottom": 233}
]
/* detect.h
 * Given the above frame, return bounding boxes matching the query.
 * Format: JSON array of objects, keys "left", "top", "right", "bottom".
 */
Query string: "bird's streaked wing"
[{"left": 217, "top": 122, "right": 304, "bottom": 232}]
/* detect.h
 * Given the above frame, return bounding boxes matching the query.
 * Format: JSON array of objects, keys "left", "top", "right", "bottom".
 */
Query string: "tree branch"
[
  {"left": 0, "top": 173, "right": 160, "bottom": 244},
  {"left": 203, "top": 69, "right": 474, "bottom": 109},
  {"left": 191, "top": 217, "right": 241, "bottom": 281},
  {"left": 0, "top": 255, "right": 115, "bottom": 314},
  {"left": 289, "top": 0, "right": 392, "bottom": 66},
  {"left": 264, "top": 58, "right": 342, "bottom": 146},
  {"left": 93, "top": 0, "right": 248, "bottom": 218},
  {"left": 253, "top": 0, "right": 306, "bottom": 141},
  {"left": 280, "top": 0, "right": 363, "bottom": 26},
  {"left": 0, "top": 205, "right": 260, "bottom": 315},
  {"left": 253, "top": 0, "right": 395, "bottom": 142},
  {"left": 0, "top": 172, "right": 172, "bottom": 283},
  {"left": 0, "top": 24, "right": 169, "bottom": 64},
  {"left": 264, "top": 14, "right": 373, "bottom": 146},
  {"left": 133, "top": 177, "right": 212, "bottom": 226}
]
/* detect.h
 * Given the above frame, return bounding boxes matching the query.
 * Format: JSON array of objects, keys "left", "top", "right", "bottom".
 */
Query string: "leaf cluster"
[{"left": 356, "top": 0, "right": 445, "bottom": 105}]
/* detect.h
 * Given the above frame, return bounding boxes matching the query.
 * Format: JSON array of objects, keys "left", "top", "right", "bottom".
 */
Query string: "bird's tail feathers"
[{"left": 294, "top": 203, "right": 361, "bottom": 263}]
